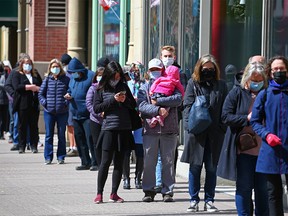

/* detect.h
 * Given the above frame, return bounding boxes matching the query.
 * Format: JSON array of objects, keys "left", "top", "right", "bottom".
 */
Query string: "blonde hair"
[
  {"left": 160, "top": 45, "right": 176, "bottom": 56},
  {"left": 240, "top": 62, "right": 268, "bottom": 89},
  {"left": 45, "top": 58, "right": 65, "bottom": 77},
  {"left": 192, "top": 54, "right": 220, "bottom": 82}
]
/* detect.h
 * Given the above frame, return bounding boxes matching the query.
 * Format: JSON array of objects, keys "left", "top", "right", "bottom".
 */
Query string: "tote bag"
[{"left": 188, "top": 82, "right": 212, "bottom": 134}]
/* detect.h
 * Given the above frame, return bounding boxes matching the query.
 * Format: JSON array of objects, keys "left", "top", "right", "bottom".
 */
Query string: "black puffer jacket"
[
  {"left": 0, "top": 71, "right": 8, "bottom": 105},
  {"left": 93, "top": 81, "right": 136, "bottom": 130}
]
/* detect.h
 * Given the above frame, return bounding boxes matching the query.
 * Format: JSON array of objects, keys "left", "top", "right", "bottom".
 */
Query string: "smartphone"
[{"left": 118, "top": 91, "right": 126, "bottom": 96}]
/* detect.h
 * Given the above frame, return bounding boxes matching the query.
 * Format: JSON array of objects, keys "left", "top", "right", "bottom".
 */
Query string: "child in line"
[{"left": 147, "top": 65, "right": 185, "bottom": 128}]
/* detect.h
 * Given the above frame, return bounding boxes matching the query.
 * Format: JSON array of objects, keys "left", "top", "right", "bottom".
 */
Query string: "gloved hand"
[{"left": 266, "top": 133, "right": 282, "bottom": 147}]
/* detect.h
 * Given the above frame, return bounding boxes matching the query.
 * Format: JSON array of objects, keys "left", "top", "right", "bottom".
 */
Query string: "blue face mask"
[
  {"left": 150, "top": 71, "right": 162, "bottom": 80},
  {"left": 51, "top": 67, "right": 60, "bottom": 75},
  {"left": 23, "top": 64, "right": 32, "bottom": 72},
  {"left": 72, "top": 72, "right": 80, "bottom": 79},
  {"left": 250, "top": 81, "right": 264, "bottom": 92}
]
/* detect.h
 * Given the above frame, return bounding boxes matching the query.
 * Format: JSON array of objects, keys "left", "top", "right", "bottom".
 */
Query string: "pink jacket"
[{"left": 150, "top": 65, "right": 185, "bottom": 97}]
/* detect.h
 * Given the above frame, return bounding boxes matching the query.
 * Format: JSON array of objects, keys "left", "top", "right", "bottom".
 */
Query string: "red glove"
[{"left": 266, "top": 133, "right": 282, "bottom": 147}]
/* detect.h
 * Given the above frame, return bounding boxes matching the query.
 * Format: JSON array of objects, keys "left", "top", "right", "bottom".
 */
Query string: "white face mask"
[
  {"left": 162, "top": 57, "right": 174, "bottom": 67},
  {"left": 149, "top": 71, "right": 162, "bottom": 80},
  {"left": 96, "top": 76, "right": 102, "bottom": 82}
]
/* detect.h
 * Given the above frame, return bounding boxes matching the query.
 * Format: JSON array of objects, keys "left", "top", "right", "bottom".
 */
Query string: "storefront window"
[
  {"left": 150, "top": 1, "right": 160, "bottom": 58},
  {"left": 271, "top": 0, "right": 288, "bottom": 57},
  {"left": 164, "top": 0, "right": 179, "bottom": 48},
  {"left": 103, "top": 1, "right": 120, "bottom": 61},
  {"left": 184, "top": 0, "right": 200, "bottom": 76}
]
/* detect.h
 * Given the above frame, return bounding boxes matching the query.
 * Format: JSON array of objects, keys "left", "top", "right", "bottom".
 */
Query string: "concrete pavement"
[{"left": 0, "top": 133, "right": 269, "bottom": 216}]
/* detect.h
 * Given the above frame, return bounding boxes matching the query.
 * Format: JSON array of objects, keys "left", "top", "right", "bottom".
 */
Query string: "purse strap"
[{"left": 193, "top": 81, "right": 204, "bottom": 96}]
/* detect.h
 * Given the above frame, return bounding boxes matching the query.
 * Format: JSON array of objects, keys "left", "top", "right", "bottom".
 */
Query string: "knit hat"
[
  {"left": 97, "top": 57, "right": 110, "bottom": 67},
  {"left": 61, "top": 53, "right": 72, "bottom": 65},
  {"left": 67, "top": 57, "right": 86, "bottom": 73}
]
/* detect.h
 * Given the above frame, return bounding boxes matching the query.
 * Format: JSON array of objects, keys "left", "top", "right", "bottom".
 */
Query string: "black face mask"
[
  {"left": 201, "top": 68, "right": 216, "bottom": 81},
  {"left": 273, "top": 71, "right": 287, "bottom": 84}
]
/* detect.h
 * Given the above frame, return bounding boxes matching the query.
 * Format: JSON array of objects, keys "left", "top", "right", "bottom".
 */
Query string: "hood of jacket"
[
  {"left": 67, "top": 57, "right": 87, "bottom": 74},
  {"left": 165, "top": 65, "right": 180, "bottom": 80},
  {"left": 269, "top": 79, "right": 288, "bottom": 89}
]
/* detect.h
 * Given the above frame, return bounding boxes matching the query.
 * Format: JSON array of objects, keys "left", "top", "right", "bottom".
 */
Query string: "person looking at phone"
[{"left": 93, "top": 61, "right": 137, "bottom": 204}]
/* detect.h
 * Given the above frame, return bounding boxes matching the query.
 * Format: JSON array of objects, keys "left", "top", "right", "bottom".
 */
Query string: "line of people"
[{"left": 2, "top": 49, "right": 288, "bottom": 215}]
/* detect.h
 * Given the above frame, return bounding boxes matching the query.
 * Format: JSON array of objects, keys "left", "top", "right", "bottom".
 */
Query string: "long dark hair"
[{"left": 97, "top": 61, "right": 125, "bottom": 91}]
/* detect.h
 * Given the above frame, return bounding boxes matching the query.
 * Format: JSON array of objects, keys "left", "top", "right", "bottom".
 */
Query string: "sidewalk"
[{"left": 0, "top": 134, "right": 242, "bottom": 216}]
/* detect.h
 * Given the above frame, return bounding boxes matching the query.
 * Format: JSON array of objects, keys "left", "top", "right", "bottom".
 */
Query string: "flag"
[{"left": 99, "top": 0, "right": 117, "bottom": 11}]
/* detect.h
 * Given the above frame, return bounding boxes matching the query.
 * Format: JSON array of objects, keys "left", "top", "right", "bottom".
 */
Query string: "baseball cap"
[{"left": 148, "top": 58, "right": 163, "bottom": 70}]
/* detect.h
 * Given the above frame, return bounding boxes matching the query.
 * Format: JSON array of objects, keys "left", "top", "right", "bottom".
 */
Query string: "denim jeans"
[
  {"left": 236, "top": 153, "right": 269, "bottom": 216},
  {"left": 44, "top": 111, "right": 68, "bottom": 161},
  {"left": 188, "top": 144, "right": 217, "bottom": 203},
  {"left": 13, "top": 112, "right": 18, "bottom": 145},
  {"left": 156, "top": 151, "right": 162, "bottom": 186},
  {"left": 73, "top": 118, "right": 95, "bottom": 166}
]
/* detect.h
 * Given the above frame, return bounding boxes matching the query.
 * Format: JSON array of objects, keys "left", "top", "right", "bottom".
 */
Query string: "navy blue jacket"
[{"left": 38, "top": 74, "right": 70, "bottom": 114}]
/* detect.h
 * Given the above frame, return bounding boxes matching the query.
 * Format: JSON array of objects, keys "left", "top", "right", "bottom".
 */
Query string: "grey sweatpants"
[{"left": 142, "top": 134, "right": 177, "bottom": 196}]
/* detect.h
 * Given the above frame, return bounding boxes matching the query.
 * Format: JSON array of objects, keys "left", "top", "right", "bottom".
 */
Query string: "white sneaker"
[
  {"left": 204, "top": 201, "right": 218, "bottom": 212},
  {"left": 187, "top": 200, "right": 199, "bottom": 212}
]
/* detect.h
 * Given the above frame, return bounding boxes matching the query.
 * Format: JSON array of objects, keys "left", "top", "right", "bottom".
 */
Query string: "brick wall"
[{"left": 29, "top": 0, "right": 68, "bottom": 62}]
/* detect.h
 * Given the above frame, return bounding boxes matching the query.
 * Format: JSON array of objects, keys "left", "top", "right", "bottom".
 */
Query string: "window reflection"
[
  {"left": 103, "top": 1, "right": 120, "bottom": 61},
  {"left": 150, "top": 2, "right": 160, "bottom": 58},
  {"left": 164, "top": 0, "right": 179, "bottom": 48}
]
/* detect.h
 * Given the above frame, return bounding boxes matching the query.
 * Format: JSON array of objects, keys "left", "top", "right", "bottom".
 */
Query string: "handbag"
[
  {"left": 236, "top": 126, "right": 258, "bottom": 151},
  {"left": 188, "top": 81, "right": 212, "bottom": 134},
  {"left": 130, "top": 108, "right": 142, "bottom": 131}
]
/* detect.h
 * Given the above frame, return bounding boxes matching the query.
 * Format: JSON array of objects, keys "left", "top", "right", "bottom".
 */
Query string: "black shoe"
[
  {"left": 123, "top": 178, "right": 131, "bottom": 189},
  {"left": 57, "top": 160, "right": 64, "bottom": 164},
  {"left": 10, "top": 145, "right": 19, "bottom": 151},
  {"left": 135, "top": 178, "right": 142, "bottom": 189},
  {"left": 75, "top": 165, "right": 91, "bottom": 170},
  {"left": 45, "top": 160, "right": 52, "bottom": 165},
  {"left": 142, "top": 191, "right": 155, "bottom": 202},
  {"left": 31, "top": 148, "right": 38, "bottom": 153},
  {"left": 18, "top": 148, "right": 25, "bottom": 154},
  {"left": 154, "top": 185, "right": 162, "bottom": 193},
  {"left": 163, "top": 194, "right": 174, "bottom": 202},
  {"left": 90, "top": 166, "right": 99, "bottom": 171}
]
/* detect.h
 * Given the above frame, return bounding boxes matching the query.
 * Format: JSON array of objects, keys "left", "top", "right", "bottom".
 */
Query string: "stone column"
[
  {"left": 67, "top": 0, "right": 86, "bottom": 62},
  {"left": 17, "top": 0, "right": 27, "bottom": 55}
]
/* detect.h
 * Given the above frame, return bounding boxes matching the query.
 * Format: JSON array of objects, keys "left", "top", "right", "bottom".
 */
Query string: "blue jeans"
[
  {"left": 188, "top": 144, "right": 217, "bottom": 203},
  {"left": 156, "top": 151, "right": 162, "bottom": 186},
  {"left": 13, "top": 112, "right": 18, "bottom": 145},
  {"left": 73, "top": 118, "right": 96, "bottom": 166},
  {"left": 44, "top": 111, "right": 68, "bottom": 161},
  {"left": 236, "top": 153, "right": 269, "bottom": 216}
]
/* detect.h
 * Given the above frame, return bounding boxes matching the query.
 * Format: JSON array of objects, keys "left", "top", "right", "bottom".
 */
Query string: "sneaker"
[
  {"left": 90, "top": 166, "right": 99, "bottom": 171},
  {"left": 204, "top": 201, "right": 218, "bottom": 212},
  {"left": 8, "top": 137, "right": 13, "bottom": 143},
  {"left": 57, "top": 160, "right": 64, "bottom": 164},
  {"left": 67, "top": 149, "right": 78, "bottom": 157},
  {"left": 94, "top": 194, "right": 103, "bottom": 204},
  {"left": 187, "top": 200, "right": 199, "bottom": 212},
  {"left": 109, "top": 193, "right": 124, "bottom": 203},
  {"left": 163, "top": 194, "right": 174, "bottom": 202},
  {"left": 142, "top": 191, "right": 155, "bottom": 202},
  {"left": 10, "top": 145, "right": 19, "bottom": 151},
  {"left": 45, "top": 160, "right": 52, "bottom": 165},
  {"left": 75, "top": 165, "right": 90, "bottom": 170},
  {"left": 31, "top": 148, "right": 38, "bottom": 154},
  {"left": 18, "top": 148, "right": 25, "bottom": 154}
]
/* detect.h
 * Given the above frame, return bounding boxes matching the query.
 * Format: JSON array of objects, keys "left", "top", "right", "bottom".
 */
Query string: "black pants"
[
  {"left": 97, "top": 149, "right": 125, "bottom": 194},
  {"left": 266, "top": 174, "right": 287, "bottom": 216},
  {"left": 18, "top": 108, "right": 39, "bottom": 150},
  {"left": 89, "top": 120, "right": 101, "bottom": 166}
]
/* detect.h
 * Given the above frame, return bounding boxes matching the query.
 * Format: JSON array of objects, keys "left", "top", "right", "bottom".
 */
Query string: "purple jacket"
[{"left": 86, "top": 83, "right": 103, "bottom": 125}]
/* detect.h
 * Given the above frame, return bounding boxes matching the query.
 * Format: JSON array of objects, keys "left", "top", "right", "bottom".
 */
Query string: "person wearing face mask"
[
  {"left": 85, "top": 67, "right": 104, "bottom": 170},
  {"left": 64, "top": 57, "right": 97, "bottom": 171},
  {"left": 250, "top": 56, "right": 288, "bottom": 216},
  {"left": 93, "top": 61, "right": 136, "bottom": 204},
  {"left": 181, "top": 54, "right": 228, "bottom": 212},
  {"left": 11, "top": 57, "right": 42, "bottom": 154},
  {"left": 218, "top": 62, "right": 269, "bottom": 215},
  {"left": 38, "top": 59, "right": 70, "bottom": 164},
  {"left": 137, "top": 58, "right": 182, "bottom": 203}
]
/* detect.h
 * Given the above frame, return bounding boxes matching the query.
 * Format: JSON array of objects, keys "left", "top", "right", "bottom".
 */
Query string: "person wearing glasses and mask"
[
  {"left": 251, "top": 56, "right": 288, "bottom": 216},
  {"left": 218, "top": 62, "right": 269, "bottom": 215},
  {"left": 181, "top": 54, "right": 228, "bottom": 212}
]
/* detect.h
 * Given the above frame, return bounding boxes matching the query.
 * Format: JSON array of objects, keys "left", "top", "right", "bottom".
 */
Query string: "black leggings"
[{"left": 97, "top": 149, "right": 125, "bottom": 195}]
